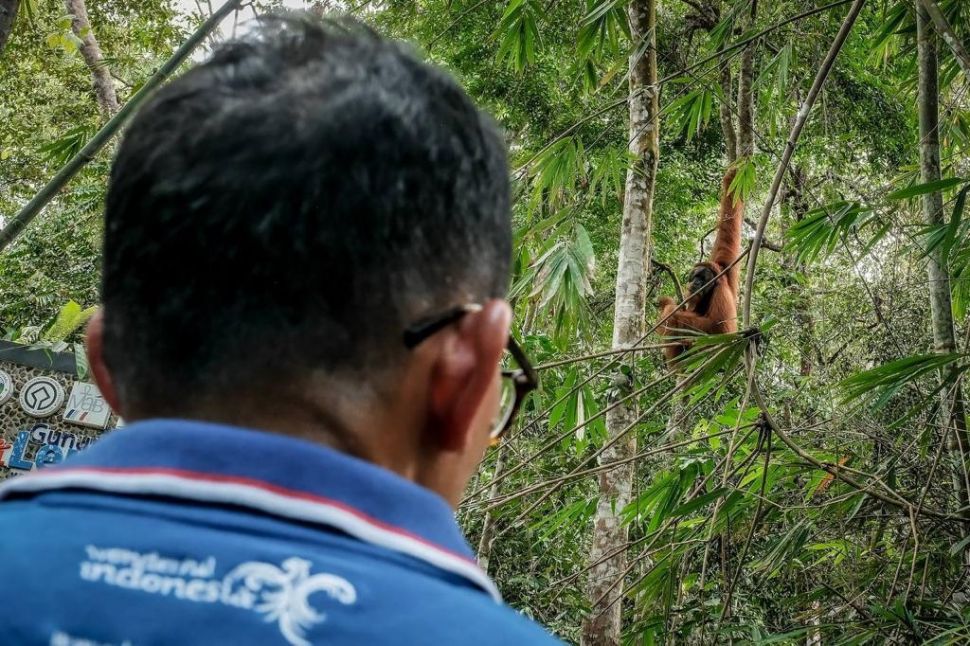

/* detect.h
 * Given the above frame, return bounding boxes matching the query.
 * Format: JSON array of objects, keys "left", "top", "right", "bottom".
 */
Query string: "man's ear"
[
  {"left": 85, "top": 309, "right": 123, "bottom": 416},
  {"left": 427, "top": 300, "right": 511, "bottom": 452}
]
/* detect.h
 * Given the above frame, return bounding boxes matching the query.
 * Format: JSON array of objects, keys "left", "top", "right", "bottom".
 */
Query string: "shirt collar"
[{"left": 0, "top": 418, "right": 500, "bottom": 602}]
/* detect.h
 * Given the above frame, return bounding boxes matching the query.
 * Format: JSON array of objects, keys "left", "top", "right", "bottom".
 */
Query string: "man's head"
[{"left": 86, "top": 14, "right": 514, "bottom": 505}]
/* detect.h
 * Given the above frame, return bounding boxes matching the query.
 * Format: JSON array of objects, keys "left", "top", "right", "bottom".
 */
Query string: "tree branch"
[
  {"left": 918, "top": 0, "right": 970, "bottom": 85},
  {"left": 742, "top": 0, "right": 866, "bottom": 328},
  {"left": 652, "top": 259, "right": 685, "bottom": 302},
  {"left": 744, "top": 217, "right": 782, "bottom": 251},
  {"left": 65, "top": 0, "right": 120, "bottom": 116},
  {"left": 0, "top": 0, "right": 246, "bottom": 253}
]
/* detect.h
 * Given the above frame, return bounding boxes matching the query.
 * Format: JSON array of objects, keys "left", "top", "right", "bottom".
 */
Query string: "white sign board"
[{"left": 63, "top": 382, "right": 111, "bottom": 429}]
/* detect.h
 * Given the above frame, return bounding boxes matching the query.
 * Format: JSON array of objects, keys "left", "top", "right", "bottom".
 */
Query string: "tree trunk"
[
  {"left": 717, "top": 0, "right": 757, "bottom": 615},
  {"left": 917, "top": 6, "right": 970, "bottom": 528},
  {"left": 736, "top": 2, "right": 756, "bottom": 159},
  {"left": 784, "top": 167, "right": 821, "bottom": 646},
  {"left": 64, "top": 0, "right": 119, "bottom": 117},
  {"left": 0, "top": 0, "right": 18, "bottom": 55},
  {"left": 805, "top": 599, "right": 823, "bottom": 646},
  {"left": 477, "top": 298, "right": 536, "bottom": 574},
  {"left": 664, "top": 397, "right": 687, "bottom": 439},
  {"left": 719, "top": 51, "right": 738, "bottom": 163},
  {"left": 918, "top": 0, "right": 970, "bottom": 85},
  {"left": 784, "top": 166, "right": 815, "bottom": 378},
  {"left": 476, "top": 443, "right": 508, "bottom": 575},
  {"left": 581, "top": 0, "right": 658, "bottom": 643},
  {"left": 0, "top": 0, "right": 245, "bottom": 253}
]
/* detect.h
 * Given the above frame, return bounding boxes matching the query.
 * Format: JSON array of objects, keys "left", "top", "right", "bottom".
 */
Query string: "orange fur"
[{"left": 659, "top": 168, "right": 743, "bottom": 361}]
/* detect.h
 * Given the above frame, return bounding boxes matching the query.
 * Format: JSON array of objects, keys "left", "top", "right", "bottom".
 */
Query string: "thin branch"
[
  {"left": 0, "top": 0, "right": 247, "bottom": 253},
  {"left": 742, "top": 0, "right": 866, "bottom": 328},
  {"left": 533, "top": 343, "right": 669, "bottom": 371},
  {"left": 918, "top": 0, "right": 970, "bottom": 84},
  {"left": 652, "top": 259, "right": 685, "bottom": 302},
  {"left": 743, "top": 217, "right": 782, "bottom": 251},
  {"left": 512, "top": 0, "right": 857, "bottom": 179},
  {"left": 461, "top": 252, "right": 750, "bottom": 505},
  {"left": 492, "top": 350, "right": 728, "bottom": 537},
  {"left": 745, "top": 343, "right": 964, "bottom": 524},
  {"left": 716, "top": 425, "right": 771, "bottom": 632},
  {"left": 484, "top": 426, "right": 739, "bottom": 508}
]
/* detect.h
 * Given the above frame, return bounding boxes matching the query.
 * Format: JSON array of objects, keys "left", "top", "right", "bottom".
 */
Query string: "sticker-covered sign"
[
  {"left": 0, "top": 370, "right": 12, "bottom": 406},
  {"left": 63, "top": 382, "right": 112, "bottom": 430},
  {"left": 19, "top": 376, "right": 65, "bottom": 418}
]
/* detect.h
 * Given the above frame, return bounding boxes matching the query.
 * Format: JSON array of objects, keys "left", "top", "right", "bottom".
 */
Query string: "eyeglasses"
[{"left": 403, "top": 304, "right": 538, "bottom": 443}]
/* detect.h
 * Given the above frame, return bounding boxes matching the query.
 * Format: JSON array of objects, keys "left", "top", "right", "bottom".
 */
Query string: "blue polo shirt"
[{"left": 0, "top": 420, "right": 561, "bottom": 645}]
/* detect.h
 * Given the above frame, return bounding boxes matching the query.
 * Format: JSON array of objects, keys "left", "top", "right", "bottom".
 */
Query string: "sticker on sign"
[{"left": 63, "top": 382, "right": 112, "bottom": 429}]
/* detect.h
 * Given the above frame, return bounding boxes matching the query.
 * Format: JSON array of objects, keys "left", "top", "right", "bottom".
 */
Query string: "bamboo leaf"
[
  {"left": 671, "top": 487, "right": 730, "bottom": 518},
  {"left": 842, "top": 353, "right": 965, "bottom": 408},
  {"left": 43, "top": 300, "right": 97, "bottom": 343},
  {"left": 886, "top": 177, "right": 967, "bottom": 200}
]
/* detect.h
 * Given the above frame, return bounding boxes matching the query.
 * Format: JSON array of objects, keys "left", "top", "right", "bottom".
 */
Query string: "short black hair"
[{"left": 101, "top": 14, "right": 511, "bottom": 410}]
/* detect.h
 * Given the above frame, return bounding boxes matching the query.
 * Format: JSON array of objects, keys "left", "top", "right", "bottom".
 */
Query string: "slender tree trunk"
[
  {"left": 783, "top": 167, "right": 820, "bottom": 646},
  {"left": 64, "top": 0, "right": 119, "bottom": 116},
  {"left": 477, "top": 298, "right": 536, "bottom": 573},
  {"left": 718, "top": 0, "right": 757, "bottom": 615},
  {"left": 0, "top": 0, "right": 18, "bottom": 55},
  {"left": 806, "top": 600, "right": 823, "bottom": 646},
  {"left": 917, "top": 6, "right": 970, "bottom": 528},
  {"left": 719, "top": 51, "right": 738, "bottom": 163},
  {"left": 476, "top": 443, "right": 508, "bottom": 575},
  {"left": 581, "top": 1, "right": 658, "bottom": 643},
  {"left": 0, "top": 0, "right": 245, "bottom": 253},
  {"left": 918, "top": 0, "right": 970, "bottom": 84},
  {"left": 736, "top": 2, "right": 756, "bottom": 159},
  {"left": 664, "top": 398, "right": 687, "bottom": 438},
  {"left": 784, "top": 167, "right": 816, "bottom": 378}
]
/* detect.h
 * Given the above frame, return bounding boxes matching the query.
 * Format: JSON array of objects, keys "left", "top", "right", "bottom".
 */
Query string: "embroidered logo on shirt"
[
  {"left": 223, "top": 558, "right": 357, "bottom": 645},
  {"left": 79, "top": 546, "right": 357, "bottom": 646}
]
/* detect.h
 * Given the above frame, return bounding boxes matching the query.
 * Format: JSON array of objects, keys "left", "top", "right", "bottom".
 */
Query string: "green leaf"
[
  {"left": 707, "top": 0, "right": 745, "bottom": 50},
  {"left": 869, "top": 2, "right": 909, "bottom": 52},
  {"left": 886, "top": 177, "right": 967, "bottom": 200},
  {"left": 950, "top": 533, "right": 970, "bottom": 557},
  {"left": 666, "top": 88, "right": 717, "bottom": 142},
  {"left": 20, "top": 0, "right": 39, "bottom": 24},
  {"left": 496, "top": 0, "right": 542, "bottom": 71},
  {"left": 73, "top": 342, "right": 90, "bottom": 380},
  {"left": 43, "top": 301, "right": 97, "bottom": 343},
  {"left": 590, "top": 147, "right": 632, "bottom": 206},
  {"left": 38, "top": 125, "right": 95, "bottom": 166},
  {"left": 522, "top": 222, "right": 596, "bottom": 344},
  {"left": 841, "top": 353, "right": 965, "bottom": 408},
  {"left": 530, "top": 136, "right": 585, "bottom": 209},
  {"left": 948, "top": 185, "right": 970, "bottom": 258},
  {"left": 577, "top": 0, "right": 628, "bottom": 62},
  {"left": 671, "top": 487, "right": 730, "bottom": 518},
  {"left": 786, "top": 201, "right": 874, "bottom": 264},
  {"left": 728, "top": 157, "right": 757, "bottom": 205}
]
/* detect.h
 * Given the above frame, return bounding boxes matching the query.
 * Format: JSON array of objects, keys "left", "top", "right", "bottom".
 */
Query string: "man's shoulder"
[
  {"left": 0, "top": 492, "right": 564, "bottom": 645},
  {"left": 476, "top": 600, "right": 565, "bottom": 644},
  {"left": 410, "top": 586, "right": 564, "bottom": 645}
]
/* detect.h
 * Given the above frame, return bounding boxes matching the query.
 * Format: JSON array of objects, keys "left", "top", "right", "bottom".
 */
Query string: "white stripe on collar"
[{"left": 0, "top": 467, "right": 501, "bottom": 602}]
